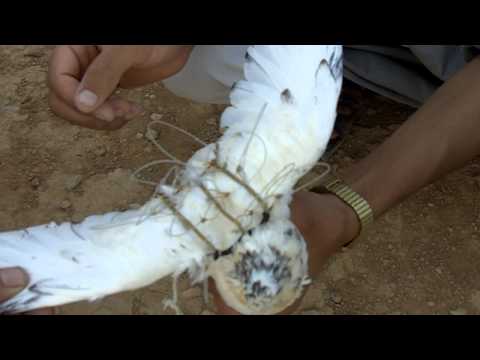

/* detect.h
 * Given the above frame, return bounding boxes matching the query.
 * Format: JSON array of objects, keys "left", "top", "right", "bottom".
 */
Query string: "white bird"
[{"left": 0, "top": 45, "right": 343, "bottom": 315}]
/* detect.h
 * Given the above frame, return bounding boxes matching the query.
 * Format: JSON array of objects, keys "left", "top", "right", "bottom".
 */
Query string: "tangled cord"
[
  {"left": 131, "top": 117, "right": 275, "bottom": 314},
  {"left": 129, "top": 111, "right": 332, "bottom": 314},
  {"left": 131, "top": 118, "right": 273, "bottom": 249}
]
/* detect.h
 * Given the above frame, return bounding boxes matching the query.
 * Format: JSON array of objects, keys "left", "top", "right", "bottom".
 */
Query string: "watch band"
[{"left": 322, "top": 178, "right": 374, "bottom": 239}]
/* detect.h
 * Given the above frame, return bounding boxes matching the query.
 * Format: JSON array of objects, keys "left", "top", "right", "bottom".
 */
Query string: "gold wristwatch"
[{"left": 321, "top": 177, "right": 374, "bottom": 241}]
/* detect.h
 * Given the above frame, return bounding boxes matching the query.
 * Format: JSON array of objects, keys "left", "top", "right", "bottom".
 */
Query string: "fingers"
[
  {"left": 48, "top": 45, "right": 142, "bottom": 129},
  {"left": 0, "top": 267, "right": 29, "bottom": 303},
  {"left": 0, "top": 268, "right": 56, "bottom": 315},
  {"left": 48, "top": 45, "right": 96, "bottom": 107},
  {"left": 74, "top": 47, "right": 136, "bottom": 115},
  {"left": 208, "top": 278, "right": 241, "bottom": 315},
  {"left": 48, "top": 92, "right": 134, "bottom": 131}
]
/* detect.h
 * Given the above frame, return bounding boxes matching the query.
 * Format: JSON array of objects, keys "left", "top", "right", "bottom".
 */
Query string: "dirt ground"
[{"left": 1, "top": 45, "right": 480, "bottom": 315}]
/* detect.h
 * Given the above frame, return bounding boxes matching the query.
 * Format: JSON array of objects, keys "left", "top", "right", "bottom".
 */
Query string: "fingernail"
[
  {"left": 77, "top": 89, "right": 98, "bottom": 108},
  {"left": 95, "top": 107, "right": 115, "bottom": 122},
  {"left": 0, "top": 268, "right": 28, "bottom": 288}
]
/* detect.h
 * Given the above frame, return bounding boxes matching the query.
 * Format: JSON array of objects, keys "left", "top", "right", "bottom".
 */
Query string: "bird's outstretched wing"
[
  {"left": 222, "top": 45, "right": 342, "bottom": 128},
  {"left": 218, "top": 45, "right": 343, "bottom": 197},
  {"left": 0, "top": 198, "right": 207, "bottom": 314}
]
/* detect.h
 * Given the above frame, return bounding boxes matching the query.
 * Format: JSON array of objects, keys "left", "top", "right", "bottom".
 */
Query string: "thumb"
[
  {"left": 74, "top": 48, "right": 133, "bottom": 114},
  {"left": 0, "top": 267, "right": 29, "bottom": 303}
]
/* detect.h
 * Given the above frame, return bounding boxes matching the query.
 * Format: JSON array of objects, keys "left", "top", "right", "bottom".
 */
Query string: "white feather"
[{"left": 0, "top": 199, "right": 207, "bottom": 313}]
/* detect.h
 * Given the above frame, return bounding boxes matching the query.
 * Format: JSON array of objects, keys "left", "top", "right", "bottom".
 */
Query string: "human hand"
[
  {"left": 48, "top": 45, "right": 192, "bottom": 130},
  {"left": 210, "top": 191, "right": 361, "bottom": 315},
  {"left": 0, "top": 267, "right": 55, "bottom": 315}
]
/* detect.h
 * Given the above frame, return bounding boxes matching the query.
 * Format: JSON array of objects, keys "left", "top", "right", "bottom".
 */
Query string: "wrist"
[
  {"left": 341, "top": 161, "right": 383, "bottom": 217},
  {"left": 319, "top": 174, "right": 374, "bottom": 246},
  {"left": 329, "top": 194, "right": 362, "bottom": 246},
  {"left": 119, "top": 46, "right": 194, "bottom": 89},
  {"left": 147, "top": 45, "right": 193, "bottom": 68}
]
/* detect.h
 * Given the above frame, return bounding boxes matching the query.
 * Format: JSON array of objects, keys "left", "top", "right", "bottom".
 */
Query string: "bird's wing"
[
  {"left": 222, "top": 45, "right": 342, "bottom": 128},
  {"left": 0, "top": 198, "right": 207, "bottom": 314},
  {"left": 218, "top": 45, "right": 343, "bottom": 197}
]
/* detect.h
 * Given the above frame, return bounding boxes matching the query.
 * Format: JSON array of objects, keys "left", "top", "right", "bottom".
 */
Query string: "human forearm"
[
  {"left": 120, "top": 45, "right": 194, "bottom": 88},
  {"left": 343, "top": 57, "right": 480, "bottom": 218}
]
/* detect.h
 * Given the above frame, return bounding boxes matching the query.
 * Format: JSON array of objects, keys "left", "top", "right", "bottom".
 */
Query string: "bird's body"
[{"left": 0, "top": 45, "right": 343, "bottom": 315}]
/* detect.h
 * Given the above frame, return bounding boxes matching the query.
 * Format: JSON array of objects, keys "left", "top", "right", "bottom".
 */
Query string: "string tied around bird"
[{"left": 128, "top": 113, "right": 332, "bottom": 314}]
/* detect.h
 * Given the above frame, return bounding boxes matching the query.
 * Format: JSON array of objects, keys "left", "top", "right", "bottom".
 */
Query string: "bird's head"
[{"left": 208, "top": 219, "right": 310, "bottom": 315}]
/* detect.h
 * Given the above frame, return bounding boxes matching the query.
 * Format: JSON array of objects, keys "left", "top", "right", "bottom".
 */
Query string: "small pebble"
[
  {"left": 150, "top": 113, "right": 163, "bottom": 121},
  {"left": 65, "top": 175, "right": 82, "bottom": 191},
  {"left": 94, "top": 147, "right": 106, "bottom": 156},
  {"left": 332, "top": 294, "right": 343, "bottom": 304},
  {"left": 435, "top": 268, "right": 443, "bottom": 275},
  {"left": 427, "top": 301, "right": 435, "bottom": 307},
  {"left": 60, "top": 200, "right": 71, "bottom": 210},
  {"left": 24, "top": 48, "right": 44, "bottom": 58},
  {"left": 146, "top": 128, "right": 159, "bottom": 140},
  {"left": 206, "top": 118, "right": 217, "bottom": 126},
  {"left": 135, "top": 133, "right": 144, "bottom": 140},
  {"left": 129, "top": 203, "right": 142, "bottom": 210},
  {"left": 30, "top": 177, "right": 40, "bottom": 188}
]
